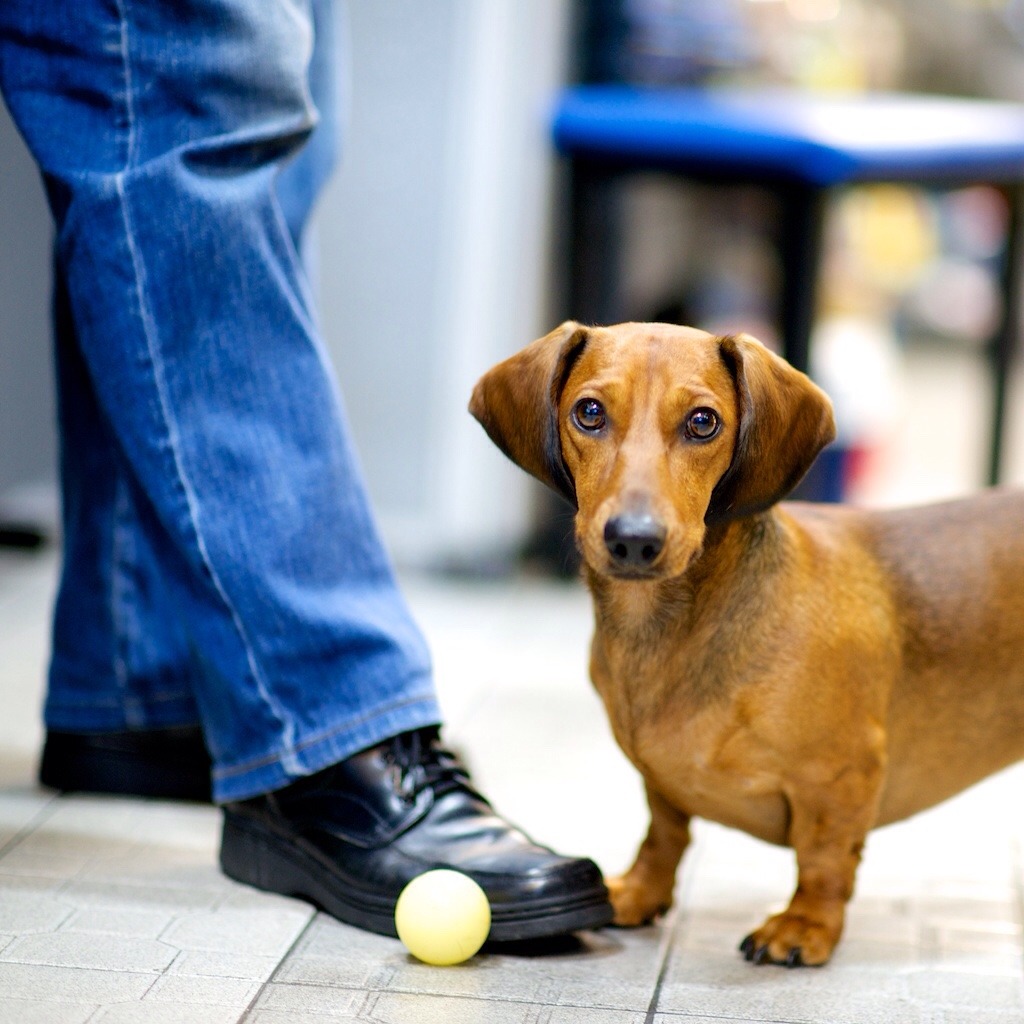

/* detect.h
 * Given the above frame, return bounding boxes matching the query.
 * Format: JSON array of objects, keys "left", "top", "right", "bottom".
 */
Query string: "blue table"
[{"left": 553, "top": 86, "right": 1024, "bottom": 485}]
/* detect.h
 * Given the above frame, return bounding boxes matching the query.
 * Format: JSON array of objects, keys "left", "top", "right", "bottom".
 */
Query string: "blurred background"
[{"left": 3, "top": 0, "right": 1024, "bottom": 574}]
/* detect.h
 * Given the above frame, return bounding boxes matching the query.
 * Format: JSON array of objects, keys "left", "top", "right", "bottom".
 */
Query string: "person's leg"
[
  {"left": 0, "top": 0, "right": 439, "bottom": 802},
  {"left": 40, "top": 0, "right": 341, "bottom": 802},
  {"left": 47, "top": 262, "right": 201, "bottom": 731},
  {"left": 0, "top": 0, "right": 613, "bottom": 939},
  {"left": 38, "top": 263, "right": 213, "bottom": 799}
]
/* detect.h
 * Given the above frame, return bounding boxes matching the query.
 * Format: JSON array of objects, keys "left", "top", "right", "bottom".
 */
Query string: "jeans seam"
[
  {"left": 112, "top": 0, "right": 138, "bottom": 168},
  {"left": 108, "top": 0, "right": 142, "bottom": 732},
  {"left": 111, "top": 0, "right": 296, "bottom": 758},
  {"left": 109, "top": 473, "right": 132, "bottom": 715}
]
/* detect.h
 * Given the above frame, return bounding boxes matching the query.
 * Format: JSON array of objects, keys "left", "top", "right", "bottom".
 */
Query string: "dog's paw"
[
  {"left": 605, "top": 874, "right": 671, "bottom": 927},
  {"left": 739, "top": 910, "right": 840, "bottom": 967}
]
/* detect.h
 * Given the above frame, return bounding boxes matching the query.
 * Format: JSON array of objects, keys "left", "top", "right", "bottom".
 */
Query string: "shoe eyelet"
[
  {"left": 386, "top": 763, "right": 421, "bottom": 803},
  {"left": 385, "top": 763, "right": 405, "bottom": 795}
]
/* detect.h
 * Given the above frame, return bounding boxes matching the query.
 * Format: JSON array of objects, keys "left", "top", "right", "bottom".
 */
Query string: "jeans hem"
[
  {"left": 44, "top": 693, "right": 202, "bottom": 732},
  {"left": 211, "top": 691, "right": 442, "bottom": 803}
]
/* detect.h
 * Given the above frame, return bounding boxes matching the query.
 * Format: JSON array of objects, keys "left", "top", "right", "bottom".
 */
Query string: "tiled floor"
[{"left": 2, "top": 343, "right": 1024, "bottom": 1023}]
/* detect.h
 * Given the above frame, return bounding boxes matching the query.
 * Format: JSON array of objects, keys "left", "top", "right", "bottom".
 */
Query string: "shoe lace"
[{"left": 383, "top": 728, "right": 475, "bottom": 803}]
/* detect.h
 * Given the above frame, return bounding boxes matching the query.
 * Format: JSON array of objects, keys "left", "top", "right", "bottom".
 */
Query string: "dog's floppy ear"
[
  {"left": 707, "top": 333, "right": 836, "bottom": 524},
  {"left": 469, "top": 321, "right": 589, "bottom": 507}
]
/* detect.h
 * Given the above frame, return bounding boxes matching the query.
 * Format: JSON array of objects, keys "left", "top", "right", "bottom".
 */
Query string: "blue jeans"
[{"left": 0, "top": 0, "right": 442, "bottom": 801}]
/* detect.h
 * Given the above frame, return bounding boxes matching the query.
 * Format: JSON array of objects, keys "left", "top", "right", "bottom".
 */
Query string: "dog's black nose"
[{"left": 604, "top": 514, "right": 666, "bottom": 568}]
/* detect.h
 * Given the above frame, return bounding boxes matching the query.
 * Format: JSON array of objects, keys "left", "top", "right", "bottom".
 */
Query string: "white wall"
[
  {"left": 315, "top": 0, "right": 573, "bottom": 567},
  {"left": 0, "top": 98, "right": 56, "bottom": 519}
]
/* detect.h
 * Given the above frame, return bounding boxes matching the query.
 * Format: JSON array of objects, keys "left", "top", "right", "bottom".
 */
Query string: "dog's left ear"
[
  {"left": 707, "top": 333, "right": 836, "bottom": 524},
  {"left": 469, "top": 321, "right": 589, "bottom": 507}
]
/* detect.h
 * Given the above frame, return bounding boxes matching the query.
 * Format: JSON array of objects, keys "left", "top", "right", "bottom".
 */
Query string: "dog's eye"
[
  {"left": 685, "top": 408, "right": 720, "bottom": 441},
  {"left": 573, "top": 398, "right": 607, "bottom": 433}
]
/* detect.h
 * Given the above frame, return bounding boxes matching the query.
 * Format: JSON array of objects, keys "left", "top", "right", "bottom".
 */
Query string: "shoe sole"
[{"left": 220, "top": 811, "right": 614, "bottom": 942}]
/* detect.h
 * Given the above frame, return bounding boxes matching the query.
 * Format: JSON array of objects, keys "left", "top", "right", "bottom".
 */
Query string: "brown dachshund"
[{"left": 469, "top": 320, "right": 1024, "bottom": 967}]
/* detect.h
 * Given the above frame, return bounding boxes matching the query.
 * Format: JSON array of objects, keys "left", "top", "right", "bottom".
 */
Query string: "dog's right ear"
[{"left": 469, "top": 321, "right": 589, "bottom": 507}]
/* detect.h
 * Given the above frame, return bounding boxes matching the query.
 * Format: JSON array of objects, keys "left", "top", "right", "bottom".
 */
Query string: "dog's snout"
[{"left": 604, "top": 513, "right": 667, "bottom": 569}]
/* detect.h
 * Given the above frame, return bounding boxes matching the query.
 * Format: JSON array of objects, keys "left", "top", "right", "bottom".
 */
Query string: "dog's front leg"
[
  {"left": 742, "top": 774, "right": 880, "bottom": 967},
  {"left": 607, "top": 784, "right": 690, "bottom": 925}
]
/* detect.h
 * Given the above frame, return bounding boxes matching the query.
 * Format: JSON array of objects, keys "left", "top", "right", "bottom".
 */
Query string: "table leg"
[
  {"left": 990, "top": 184, "right": 1024, "bottom": 486},
  {"left": 777, "top": 182, "right": 828, "bottom": 376}
]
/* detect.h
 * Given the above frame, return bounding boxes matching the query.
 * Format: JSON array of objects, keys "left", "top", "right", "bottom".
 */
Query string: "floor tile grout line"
[
  {"left": 0, "top": 790, "right": 63, "bottom": 863},
  {"left": 252, "top": 978, "right": 672, "bottom": 1017},
  {"left": 230, "top": 923, "right": 691, "bottom": 1019},
  {"left": 235, "top": 908, "right": 321, "bottom": 1023},
  {"left": 643, "top": 908, "right": 685, "bottom": 1024},
  {"left": 294, "top": 979, "right": 812, "bottom": 1024},
  {"left": 642, "top": 827, "right": 707, "bottom": 1023},
  {"left": 651, "top": 1014, "right": 798, "bottom": 1024},
  {"left": 244, "top": 978, "right": 658, "bottom": 1015}
]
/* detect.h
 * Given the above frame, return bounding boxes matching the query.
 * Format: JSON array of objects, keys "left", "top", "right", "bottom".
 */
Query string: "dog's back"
[{"left": 823, "top": 488, "right": 1024, "bottom": 822}]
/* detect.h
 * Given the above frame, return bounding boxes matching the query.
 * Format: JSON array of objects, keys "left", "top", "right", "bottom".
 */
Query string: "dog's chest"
[
  {"left": 643, "top": 713, "right": 790, "bottom": 844},
  {"left": 591, "top": 646, "right": 791, "bottom": 845}
]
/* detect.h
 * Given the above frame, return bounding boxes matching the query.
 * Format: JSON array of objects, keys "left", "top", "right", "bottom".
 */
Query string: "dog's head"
[{"left": 470, "top": 321, "right": 835, "bottom": 580}]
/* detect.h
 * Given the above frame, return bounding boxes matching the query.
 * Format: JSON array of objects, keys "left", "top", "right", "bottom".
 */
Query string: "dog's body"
[{"left": 470, "top": 321, "right": 1024, "bottom": 966}]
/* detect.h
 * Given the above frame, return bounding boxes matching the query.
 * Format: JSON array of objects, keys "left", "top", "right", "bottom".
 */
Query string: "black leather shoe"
[
  {"left": 219, "top": 728, "right": 613, "bottom": 941},
  {"left": 39, "top": 726, "right": 213, "bottom": 802}
]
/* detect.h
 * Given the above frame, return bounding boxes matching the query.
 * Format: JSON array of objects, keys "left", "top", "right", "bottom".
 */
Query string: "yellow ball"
[{"left": 395, "top": 870, "right": 491, "bottom": 965}]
